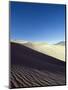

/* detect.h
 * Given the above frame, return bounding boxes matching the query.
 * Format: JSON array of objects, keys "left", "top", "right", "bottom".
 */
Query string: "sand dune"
[
  {"left": 32, "top": 44, "right": 65, "bottom": 61},
  {"left": 11, "top": 41, "right": 65, "bottom": 61},
  {"left": 10, "top": 42, "right": 66, "bottom": 89}
]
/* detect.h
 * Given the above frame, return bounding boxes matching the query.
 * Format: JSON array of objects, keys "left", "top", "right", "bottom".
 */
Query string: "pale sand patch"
[{"left": 33, "top": 44, "right": 65, "bottom": 61}]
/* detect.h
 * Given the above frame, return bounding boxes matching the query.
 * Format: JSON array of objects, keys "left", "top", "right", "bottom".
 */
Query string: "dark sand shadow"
[{"left": 10, "top": 42, "right": 66, "bottom": 88}]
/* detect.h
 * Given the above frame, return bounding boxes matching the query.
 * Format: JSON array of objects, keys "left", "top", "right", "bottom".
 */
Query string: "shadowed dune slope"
[{"left": 10, "top": 42, "right": 66, "bottom": 88}]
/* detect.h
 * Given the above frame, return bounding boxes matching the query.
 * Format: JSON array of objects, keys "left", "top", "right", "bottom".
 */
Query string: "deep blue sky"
[{"left": 10, "top": 2, "right": 65, "bottom": 44}]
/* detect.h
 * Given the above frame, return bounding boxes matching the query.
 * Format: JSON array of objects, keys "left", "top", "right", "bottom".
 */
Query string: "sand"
[
  {"left": 11, "top": 41, "right": 65, "bottom": 61},
  {"left": 32, "top": 43, "right": 65, "bottom": 61},
  {"left": 10, "top": 42, "right": 66, "bottom": 88}
]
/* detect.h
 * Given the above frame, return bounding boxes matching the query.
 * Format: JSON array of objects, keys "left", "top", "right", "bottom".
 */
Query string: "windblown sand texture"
[{"left": 10, "top": 41, "right": 66, "bottom": 89}]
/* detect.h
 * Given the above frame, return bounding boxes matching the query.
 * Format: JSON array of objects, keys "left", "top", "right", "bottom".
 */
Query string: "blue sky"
[{"left": 10, "top": 2, "right": 65, "bottom": 44}]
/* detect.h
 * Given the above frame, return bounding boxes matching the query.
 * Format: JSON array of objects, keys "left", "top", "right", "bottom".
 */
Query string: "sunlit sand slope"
[{"left": 33, "top": 44, "right": 65, "bottom": 61}]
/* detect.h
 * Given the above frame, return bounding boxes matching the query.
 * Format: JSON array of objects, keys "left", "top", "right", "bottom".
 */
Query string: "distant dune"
[
  {"left": 32, "top": 43, "right": 65, "bottom": 61},
  {"left": 54, "top": 41, "right": 65, "bottom": 46},
  {"left": 10, "top": 42, "right": 66, "bottom": 88}
]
